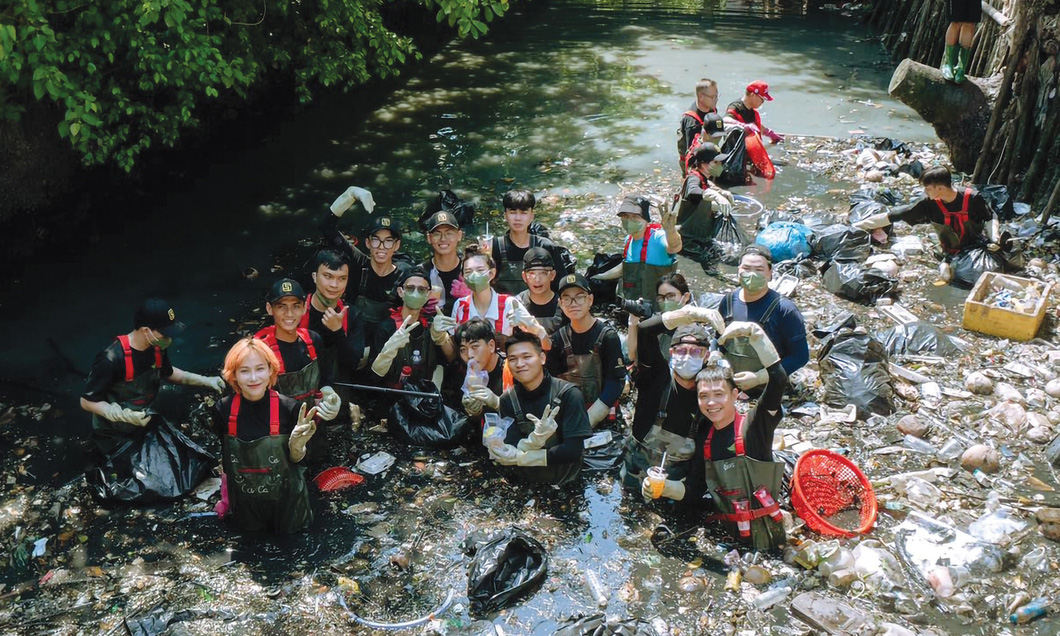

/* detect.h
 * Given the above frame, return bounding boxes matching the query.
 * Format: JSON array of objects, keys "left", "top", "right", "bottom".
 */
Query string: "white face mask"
[{"left": 669, "top": 353, "right": 705, "bottom": 380}]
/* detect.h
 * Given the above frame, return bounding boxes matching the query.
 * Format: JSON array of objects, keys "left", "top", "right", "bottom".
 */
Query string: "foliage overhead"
[{"left": 0, "top": 0, "right": 509, "bottom": 172}]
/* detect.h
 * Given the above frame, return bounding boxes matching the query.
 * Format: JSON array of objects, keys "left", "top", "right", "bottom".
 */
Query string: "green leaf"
[{"left": 69, "top": 122, "right": 80, "bottom": 137}]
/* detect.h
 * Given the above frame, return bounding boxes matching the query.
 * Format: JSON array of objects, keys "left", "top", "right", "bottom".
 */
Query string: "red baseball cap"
[{"left": 747, "top": 80, "right": 773, "bottom": 101}]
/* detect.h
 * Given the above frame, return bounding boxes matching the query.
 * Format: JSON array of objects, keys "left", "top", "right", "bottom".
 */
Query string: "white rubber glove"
[
  {"left": 330, "top": 186, "right": 375, "bottom": 216},
  {"left": 100, "top": 402, "right": 152, "bottom": 427},
  {"left": 686, "top": 306, "right": 726, "bottom": 335},
  {"left": 182, "top": 372, "right": 226, "bottom": 393},
  {"left": 517, "top": 405, "right": 559, "bottom": 451},
  {"left": 516, "top": 449, "right": 548, "bottom": 467},
  {"left": 316, "top": 386, "right": 341, "bottom": 422},
  {"left": 371, "top": 317, "right": 413, "bottom": 377},
  {"left": 469, "top": 386, "right": 500, "bottom": 411},
  {"left": 587, "top": 400, "right": 610, "bottom": 427},
  {"left": 462, "top": 394, "right": 484, "bottom": 416},
  {"left": 705, "top": 189, "right": 732, "bottom": 215},
  {"left": 431, "top": 314, "right": 456, "bottom": 345},
  {"left": 489, "top": 443, "right": 520, "bottom": 466},
  {"left": 734, "top": 369, "right": 769, "bottom": 391},
  {"left": 593, "top": 262, "right": 624, "bottom": 281},
  {"left": 288, "top": 403, "right": 319, "bottom": 462},
  {"left": 661, "top": 306, "right": 694, "bottom": 330},
  {"left": 642, "top": 477, "right": 686, "bottom": 502},
  {"left": 852, "top": 212, "right": 891, "bottom": 231},
  {"left": 719, "top": 321, "right": 780, "bottom": 368},
  {"left": 510, "top": 302, "right": 548, "bottom": 339}
]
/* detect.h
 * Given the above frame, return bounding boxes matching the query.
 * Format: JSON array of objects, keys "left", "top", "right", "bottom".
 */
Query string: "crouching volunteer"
[
  {"left": 487, "top": 330, "right": 591, "bottom": 487},
  {"left": 212, "top": 338, "right": 319, "bottom": 534},
  {"left": 678, "top": 143, "right": 735, "bottom": 244},
  {"left": 645, "top": 321, "right": 788, "bottom": 552},
  {"left": 254, "top": 278, "right": 341, "bottom": 465},
  {"left": 80, "top": 299, "right": 224, "bottom": 503},
  {"left": 370, "top": 267, "right": 444, "bottom": 388}
]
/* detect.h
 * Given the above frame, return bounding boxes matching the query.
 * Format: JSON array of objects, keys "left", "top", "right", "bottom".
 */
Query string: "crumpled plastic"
[{"left": 464, "top": 529, "right": 549, "bottom": 616}]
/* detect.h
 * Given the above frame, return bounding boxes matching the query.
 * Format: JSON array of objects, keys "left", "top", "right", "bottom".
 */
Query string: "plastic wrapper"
[
  {"left": 822, "top": 261, "right": 897, "bottom": 305},
  {"left": 772, "top": 255, "right": 818, "bottom": 279},
  {"left": 814, "top": 314, "right": 894, "bottom": 418},
  {"left": 876, "top": 321, "right": 960, "bottom": 357},
  {"left": 811, "top": 225, "right": 872, "bottom": 263},
  {"left": 951, "top": 244, "right": 1009, "bottom": 289},
  {"left": 465, "top": 529, "right": 548, "bottom": 616},
  {"left": 388, "top": 379, "right": 470, "bottom": 449},
  {"left": 714, "top": 127, "right": 750, "bottom": 187},
  {"left": 894, "top": 511, "right": 1008, "bottom": 594},
  {"left": 755, "top": 222, "right": 813, "bottom": 262}
]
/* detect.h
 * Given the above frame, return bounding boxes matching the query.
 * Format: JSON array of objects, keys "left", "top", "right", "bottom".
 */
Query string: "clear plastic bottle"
[
  {"left": 584, "top": 570, "right": 609, "bottom": 607},
  {"left": 465, "top": 359, "right": 488, "bottom": 393},
  {"left": 411, "top": 349, "right": 423, "bottom": 375},
  {"left": 752, "top": 585, "right": 792, "bottom": 610}
]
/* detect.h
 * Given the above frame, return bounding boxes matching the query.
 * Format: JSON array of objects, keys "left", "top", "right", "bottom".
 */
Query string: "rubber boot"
[
  {"left": 954, "top": 47, "right": 971, "bottom": 84},
  {"left": 940, "top": 44, "right": 958, "bottom": 81}
]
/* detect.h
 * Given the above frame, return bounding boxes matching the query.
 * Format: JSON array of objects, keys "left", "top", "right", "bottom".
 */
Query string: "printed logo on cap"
[
  {"left": 565, "top": 274, "right": 576, "bottom": 284},
  {"left": 167, "top": 308, "right": 175, "bottom": 321},
  {"left": 438, "top": 213, "right": 449, "bottom": 222},
  {"left": 381, "top": 218, "right": 391, "bottom": 227},
  {"left": 281, "top": 281, "right": 293, "bottom": 293}
]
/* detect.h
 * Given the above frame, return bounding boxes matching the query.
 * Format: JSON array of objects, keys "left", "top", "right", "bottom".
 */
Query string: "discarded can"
[
  {"left": 1010, "top": 598, "right": 1048, "bottom": 624},
  {"left": 725, "top": 568, "right": 742, "bottom": 591}
]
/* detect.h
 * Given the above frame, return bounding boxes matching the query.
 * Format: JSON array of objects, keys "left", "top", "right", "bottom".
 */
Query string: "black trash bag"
[
  {"left": 714, "top": 127, "right": 750, "bottom": 187},
  {"left": 822, "top": 261, "right": 898, "bottom": 305},
  {"left": 877, "top": 321, "right": 960, "bottom": 357},
  {"left": 898, "top": 159, "right": 924, "bottom": 180},
  {"left": 553, "top": 614, "right": 659, "bottom": 636},
  {"left": 582, "top": 434, "right": 625, "bottom": 473},
  {"left": 974, "top": 184, "right": 1016, "bottom": 221},
  {"left": 711, "top": 212, "right": 749, "bottom": 265},
  {"left": 799, "top": 212, "right": 843, "bottom": 233},
  {"left": 810, "top": 224, "right": 871, "bottom": 263},
  {"left": 554, "top": 244, "right": 578, "bottom": 275},
  {"left": 851, "top": 187, "right": 902, "bottom": 208},
  {"left": 848, "top": 196, "right": 887, "bottom": 226},
  {"left": 85, "top": 418, "right": 214, "bottom": 503},
  {"left": 585, "top": 252, "right": 623, "bottom": 307},
  {"left": 418, "top": 189, "right": 476, "bottom": 232},
  {"left": 950, "top": 243, "right": 1009, "bottom": 289},
  {"left": 528, "top": 220, "right": 551, "bottom": 239},
  {"left": 814, "top": 314, "right": 894, "bottom": 419},
  {"left": 773, "top": 255, "right": 819, "bottom": 279},
  {"left": 873, "top": 137, "right": 910, "bottom": 155},
  {"left": 389, "top": 379, "right": 470, "bottom": 449},
  {"left": 125, "top": 604, "right": 240, "bottom": 636},
  {"left": 466, "top": 529, "right": 548, "bottom": 616},
  {"left": 696, "top": 291, "right": 726, "bottom": 310}
]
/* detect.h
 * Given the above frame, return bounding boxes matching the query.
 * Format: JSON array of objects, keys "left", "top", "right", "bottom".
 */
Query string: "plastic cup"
[
  {"left": 647, "top": 466, "right": 667, "bottom": 499},
  {"left": 429, "top": 284, "right": 444, "bottom": 303},
  {"left": 479, "top": 234, "right": 494, "bottom": 256}
]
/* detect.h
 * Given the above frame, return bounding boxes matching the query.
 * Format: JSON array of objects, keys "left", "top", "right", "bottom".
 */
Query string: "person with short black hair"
[
  {"left": 516, "top": 247, "right": 566, "bottom": 335},
  {"left": 490, "top": 189, "right": 569, "bottom": 294},
  {"left": 452, "top": 318, "right": 511, "bottom": 418},
  {"left": 422, "top": 211, "right": 466, "bottom": 315},
  {"left": 487, "top": 330, "right": 591, "bottom": 486},
  {"left": 677, "top": 79, "right": 721, "bottom": 174},
  {"left": 677, "top": 143, "right": 735, "bottom": 243},
  {"left": 302, "top": 249, "right": 366, "bottom": 377},
  {"left": 852, "top": 165, "right": 1000, "bottom": 283}
]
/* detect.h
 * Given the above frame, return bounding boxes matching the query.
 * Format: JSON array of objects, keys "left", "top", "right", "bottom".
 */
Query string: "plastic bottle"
[
  {"left": 584, "top": 570, "right": 609, "bottom": 607},
  {"left": 1010, "top": 598, "right": 1048, "bottom": 624},
  {"left": 903, "top": 434, "right": 936, "bottom": 455},
  {"left": 465, "top": 359, "right": 488, "bottom": 393},
  {"left": 752, "top": 585, "right": 792, "bottom": 610},
  {"left": 399, "top": 366, "right": 412, "bottom": 386},
  {"left": 411, "top": 349, "right": 423, "bottom": 375}
]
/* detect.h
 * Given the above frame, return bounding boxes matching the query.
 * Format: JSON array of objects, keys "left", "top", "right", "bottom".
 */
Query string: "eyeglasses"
[
  {"left": 671, "top": 345, "right": 707, "bottom": 358},
  {"left": 524, "top": 269, "right": 553, "bottom": 278},
  {"left": 404, "top": 285, "right": 430, "bottom": 294},
  {"left": 368, "top": 236, "right": 397, "bottom": 249},
  {"left": 430, "top": 230, "right": 459, "bottom": 241},
  {"left": 656, "top": 292, "right": 681, "bottom": 303},
  {"left": 559, "top": 293, "right": 590, "bottom": 307}
]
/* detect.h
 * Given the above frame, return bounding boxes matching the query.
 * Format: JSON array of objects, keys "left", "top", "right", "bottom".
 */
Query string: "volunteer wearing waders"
[
  {"left": 488, "top": 330, "right": 591, "bottom": 487},
  {"left": 852, "top": 165, "right": 1000, "bottom": 284},
  {"left": 454, "top": 318, "right": 512, "bottom": 422},
  {"left": 254, "top": 279, "right": 341, "bottom": 464},
  {"left": 370, "top": 267, "right": 444, "bottom": 388},
  {"left": 321, "top": 186, "right": 408, "bottom": 349},
  {"left": 647, "top": 322, "right": 788, "bottom": 552},
  {"left": 212, "top": 338, "right": 319, "bottom": 534},
  {"left": 301, "top": 248, "right": 366, "bottom": 384},
  {"left": 621, "top": 324, "right": 722, "bottom": 493},
  {"left": 515, "top": 247, "right": 566, "bottom": 336},
  {"left": 724, "top": 80, "right": 783, "bottom": 145},
  {"left": 80, "top": 299, "right": 224, "bottom": 502},
  {"left": 545, "top": 274, "right": 626, "bottom": 429},
  {"left": 939, "top": 0, "right": 981, "bottom": 84},
  {"left": 718, "top": 245, "right": 808, "bottom": 395},
  {"left": 421, "top": 211, "right": 466, "bottom": 316},
  {"left": 489, "top": 190, "right": 569, "bottom": 294},
  {"left": 677, "top": 79, "right": 721, "bottom": 174},
  {"left": 677, "top": 143, "right": 736, "bottom": 244}
]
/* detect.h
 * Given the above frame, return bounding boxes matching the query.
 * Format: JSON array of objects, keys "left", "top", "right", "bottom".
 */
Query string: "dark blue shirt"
[{"left": 722, "top": 289, "right": 809, "bottom": 375}]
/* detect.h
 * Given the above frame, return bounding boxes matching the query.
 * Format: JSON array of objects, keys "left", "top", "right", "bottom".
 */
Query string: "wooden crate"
[{"left": 962, "top": 272, "right": 1053, "bottom": 341}]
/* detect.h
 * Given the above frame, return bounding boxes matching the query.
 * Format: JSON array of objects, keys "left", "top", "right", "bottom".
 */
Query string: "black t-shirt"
[
  {"left": 495, "top": 233, "right": 570, "bottom": 285},
  {"left": 269, "top": 330, "right": 333, "bottom": 388},
  {"left": 516, "top": 290, "right": 567, "bottom": 329},
  {"left": 888, "top": 188, "right": 993, "bottom": 251},
  {"left": 546, "top": 320, "right": 625, "bottom": 383},
  {"left": 320, "top": 212, "right": 408, "bottom": 307},
  {"left": 631, "top": 376, "right": 699, "bottom": 442},
  {"left": 371, "top": 315, "right": 439, "bottom": 384},
  {"left": 82, "top": 339, "right": 174, "bottom": 402},
  {"left": 679, "top": 102, "right": 716, "bottom": 157},
  {"left": 633, "top": 314, "right": 671, "bottom": 388},
  {"left": 499, "top": 374, "right": 592, "bottom": 465},
  {"left": 726, "top": 100, "right": 756, "bottom": 126},
  {"left": 421, "top": 257, "right": 464, "bottom": 316},
  {"left": 211, "top": 393, "right": 301, "bottom": 442},
  {"left": 302, "top": 299, "right": 366, "bottom": 376}
]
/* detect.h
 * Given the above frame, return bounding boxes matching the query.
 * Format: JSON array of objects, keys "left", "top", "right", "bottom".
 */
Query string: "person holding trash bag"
[
  {"left": 454, "top": 318, "right": 512, "bottom": 420},
  {"left": 488, "top": 330, "right": 592, "bottom": 487},
  {"left": 489, "top": 189, "right": 569, "bottom": 295},
  {"left": 598, "top": 195, "right": 682, "bottom": 312},
  {"left": 544, "top": 274, "right": 626, "bottom": 428},
  {"left": 211, "top": 338, "right": 318, "bottom": 534},
  {"left": 646, "top": 322, "right": 788, "bottom": 552},
  {"left": 370, "top": 267, "right": 444, "bottom": 389},
  {"left": 724, "top": 80, "right": 783, "bottom": 145},
  {"left": 717, "top": 244, "right": 809, "bottom": 394},
  {"left": 621, "top": 323, "right": 721, "bottom": 493},
  {"left": 677, "top": 142, "right": 736, "bottom": 244},
  {"left": 515, "top": 247, "right": 566, "bottom": 336},
  {"left": 852, "top": 165, "right": 1000, "bottom": 284},
  {"left": 80, "top": 299, "right": 223, "bottom": 502},
  {"left": 422, "top": 211, "right": 466, "bottom": 316},
  {"left": 677, "top": 78, "right": 721, "bottom": 174}
]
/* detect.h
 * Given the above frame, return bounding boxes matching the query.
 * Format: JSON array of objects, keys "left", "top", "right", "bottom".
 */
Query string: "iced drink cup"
[{"left": 647, "top": 466, "right": 667, "bottom": 499}]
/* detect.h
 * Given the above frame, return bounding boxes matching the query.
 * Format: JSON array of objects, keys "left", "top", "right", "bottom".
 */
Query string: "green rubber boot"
[
  {"left": 954, "top": 46, "right": 971, "bottom": 84},
  {"left": 940, "top": 44, "right": 958, "bottom": 81}
]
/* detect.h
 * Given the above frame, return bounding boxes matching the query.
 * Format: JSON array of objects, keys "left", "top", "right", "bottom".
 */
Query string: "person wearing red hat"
[{"left": 725, "top": 80, "right": 783, "bottom": 145}]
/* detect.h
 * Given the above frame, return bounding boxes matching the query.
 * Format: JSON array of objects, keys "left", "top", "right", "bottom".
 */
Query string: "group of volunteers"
[{"left": 79, "top": 75, "right": 994, "bottom": 551}]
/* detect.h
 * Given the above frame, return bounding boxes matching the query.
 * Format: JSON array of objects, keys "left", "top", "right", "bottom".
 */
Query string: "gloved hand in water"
[
  {"left": 99, "top": 402, "right": 152, "bottom": 427},
  {"left": 330, "top": 186, "right": 376, "bottom": 217},
  {"left": 288, "top": 403, "right": 319, "bottom": 462},
  {"left": 316, "top": 386, "right": 341, "bottom": 421}
]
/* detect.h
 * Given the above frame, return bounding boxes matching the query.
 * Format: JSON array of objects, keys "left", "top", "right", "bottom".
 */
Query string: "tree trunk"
[{"left": 888, "top": 59, "right": 991, "bottom": 173}]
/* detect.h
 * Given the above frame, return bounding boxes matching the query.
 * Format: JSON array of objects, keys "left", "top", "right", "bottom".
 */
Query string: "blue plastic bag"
[{"left": 755, "top": 222, "right": 813, "bottom": 263}]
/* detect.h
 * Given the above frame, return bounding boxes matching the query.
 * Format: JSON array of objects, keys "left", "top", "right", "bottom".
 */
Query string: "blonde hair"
[{"left": 222, "top": 337, "right": 280, "bottom": 394}]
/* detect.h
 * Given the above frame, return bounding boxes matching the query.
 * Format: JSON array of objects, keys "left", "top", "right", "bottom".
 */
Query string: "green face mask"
[
  {"left": 739, "top": 271, "right": 768, "bottom": 293},
  {"left": 659, "top": 298, "right": 683, "bottom": 313},
  {"left": 465, "top": 271, "right": 492, "bottom": 292},
  {"left": 403, "top": 290, "right": 428, "bottom": 310},
  {"left": 148, "top": 335, "right": 173, "bottom": 350},
  {"left": 622, "top": 218, "right": 646, "bottom": 235},
  {"left": 708, "top": 162, "right": 725, "bottom": 178}
]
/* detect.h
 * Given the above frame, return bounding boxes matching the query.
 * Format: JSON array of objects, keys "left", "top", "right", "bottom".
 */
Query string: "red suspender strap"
[
  {"left": 297, "top": 328, "right": 317, "bottom": 361},
  {"left": 298, "top": 298, "right": 310, "bottom": 330},
  {"left": 684, "top": 110, "right": 704, "bottom": 125},
  {"left": 703, "top": 411, "right": 747, "bottom": 461},
  {"left": 727, "top": 107, "right": 745, "bottom": 123},
  {"left": 340, "top": 299, "right": 348, "bottom": 333},
  {"left": 269, "top": 390, "right": 280, "bottom": 436},
  {"left": 153, "top": 346, "right": 162, "bottom": 370},
  {"left": 623, "top": 224, "right": 662, "bottom": 264},
  {"left": 117, "top": 335, "right": 134, "bottom": 382},
  {"left": 497, "top": 295, "right": 507, "bottom": 333},
  {"left": 254, "top": 328, "right": 287, "bottom": 374},
  {"left": 228, "top": 393, "right": 241, "bottom": 436},
  {"left": 458, "top": 298, "right": 469, "bottom": 323},
  {"left": 934, "top": 188, "right": 972, "bottom": 240}
]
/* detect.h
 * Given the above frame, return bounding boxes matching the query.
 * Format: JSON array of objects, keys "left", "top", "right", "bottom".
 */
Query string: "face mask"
[
  {"left": 465, "top": 271, "right": 492, "bottom": 292},
  {"left": 669, "top": 354, "right": 704, "bottom": 380},
  {"left": 403, "top": 290, "right": 428, "bottom": 310},
  {"left": 708, "top": 162, "right": 725, "bottom": 178},
  {"left": 659, "top": 298, "right": 683, "bottom": 313},
  {"left": 739, "top": 271, "right": 767, "bottom": 293},
  {"left": 148, "top": 333, "right": 173, "bottom": 350},
  {"left": 622, "top": 218, "right": 646, "bottom": 235}
]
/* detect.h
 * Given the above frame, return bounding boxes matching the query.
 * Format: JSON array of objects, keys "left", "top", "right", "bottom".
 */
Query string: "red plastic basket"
[
  {"left": 790, "top": 449, "right": 876, "bottom": 538},
  {"left": 314, "top": 467, "right": 366, "bottom": 492}
]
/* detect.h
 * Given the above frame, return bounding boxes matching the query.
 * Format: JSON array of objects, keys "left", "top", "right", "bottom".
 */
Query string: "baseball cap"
[
  {"left": 523, "top": 247, "right": 555, "bottom": 270},
  {"left": 740, "top": 243, "right": 773, "bottom": 265},
  {"left": 747, "top": 80, "right": 773, "bottom": 101},
  {"left": 134, "top": 298, "right": 186, "bottom": 337},
  {"left": 399, "top": 266, "right": 430, "bottom": 285},
  {"left": 691, "top": 142, "right": 729, "bottom": 166},
  {"left": 703, "top": 112, "right": 725, "bottom": 134},
  {"left": 557, "top": 273, "right": 591, "bottom": 294},
  {"left": 363, "top": 216, "right": 402, "bottom": 240},
  {"left": 671, "top": 323, "right": 712, "bottom": 347},
  {"left": 268, "top": 278, "right": 305, "bottom": 304},
  {"left": 425, "top": 211, "right": 460, "bottom": 232},
  {"left": 616, "top": 195, "right": 651, "bottom": 221}
]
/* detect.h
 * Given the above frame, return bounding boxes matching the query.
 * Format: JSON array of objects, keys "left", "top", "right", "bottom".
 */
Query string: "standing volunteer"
[
  {"left": 677, "top": 78, "right": 721, "bottom": 174},
  {"left": 421, "top": 211, "right": 466, "bottom": 315},
  {"left": 301, "top": 248, "right": 366, "bottom": 383},
  {"left": 515, "top": 247, "right": 566, "bottom": 335},
  {"left": 489, "top": 190, "right": 569, "bottom": 294},
  {"left": 724, "top": 80, "right": 783, "bottom": 144},
  {"left": 677, "top": 143, "right": 736, "bottom": 244}
]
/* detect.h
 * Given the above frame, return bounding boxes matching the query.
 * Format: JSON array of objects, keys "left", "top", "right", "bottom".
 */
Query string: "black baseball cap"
[
  {"left": 268, "top": 278, "right": 305, "bottom": 304},
  {"left": 425, "top": 211, "right": 460, "bottom": 232},
  {"left": 399, "top": 266, "right": 430, "bottom": 285},
  {"left": 134, "top": 298, "right": 186, "bottom": 337},
  {"left": 523, "top": 247, "right": 554, "bottom": 270},
  {"left": 558, "top": 273, "right": 592, "bottom": 294},
  {"left": 363, "top": 216, "right": 402, "bottom": 240},
  {"left": 691, "top": 142, "right": 728, "bottom": 166},
  {"left": 703, "top": 113, "right": 725, "bottom": 135},
  {"left": 616, "top": 195, "right": 651, "bottom": 222},
  {"left": 740, "top": 243, "right": 773, "bottom": 265},
  {"left": 671, "top": 324, "right": 712, "bottom": 347}
]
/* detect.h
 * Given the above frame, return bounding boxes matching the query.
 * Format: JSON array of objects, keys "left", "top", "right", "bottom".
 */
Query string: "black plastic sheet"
[
  {"left": 586, "top": 253, "right": 624, "bottom": 307},
  {"left": 811, "top": 225, "right": 872, "bottom": 263},
  {"left": 877, "top": 321, "right": 960, "bottom": 357},
  {"left": 814, "top": 314, "right": 894, "bottom": 419},
  {"left": 711, "top": 212, "right": 749, "bottom": 265},
  {"left": 974, "top": 184, "right": 1016, "bottom": 221},
  {"left": 773, "top": 255, "right": 819, "bottom": 279},
  {"left": 582, "top": 434, "right": 625, "bottom": 473},
  {"left": 389, "top": 379, "right": 470, "bottom": 449},
  {"left": 465, "top": 529, "right": 548, "bottom": 616},
  {"left": 715, "top": 127, "right": 750, "bottom": 187},
  {"left": 822, "top": 261, "right": 897, "bottom": 304},
  {"left": 418, "top": 189, "right": 475, "bottom": 231},
  {"left": 951, "top": 244, "right": 1009, "bottom": 289}
]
